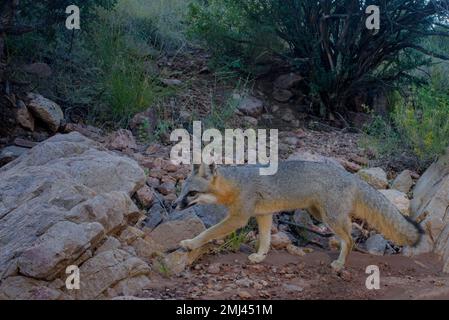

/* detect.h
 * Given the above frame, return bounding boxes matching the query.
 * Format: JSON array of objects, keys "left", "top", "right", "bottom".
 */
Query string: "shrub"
[
  {"left": 393, "top": 86, "right": 449, "bottom": 163},
  {"left": 189, "top": 0, "right": 449, "bottom": 116}
]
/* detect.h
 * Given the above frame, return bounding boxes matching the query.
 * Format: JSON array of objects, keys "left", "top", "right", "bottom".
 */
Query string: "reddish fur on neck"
[{"left": 210, "top": 175, "right": 238, "bottom": 206}]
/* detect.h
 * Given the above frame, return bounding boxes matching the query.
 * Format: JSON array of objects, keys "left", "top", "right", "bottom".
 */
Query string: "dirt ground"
[{"left": 141, "top": 250, "right": 449, "bottom": 300}]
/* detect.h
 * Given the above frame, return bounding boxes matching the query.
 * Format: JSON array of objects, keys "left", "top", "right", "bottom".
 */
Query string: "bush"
[
  {"left": 188, "top": 0, "right": 280, "bottom": 73},
  {"left": 362, "top": 85, "right": 449, "bottom": 169},
  {"left": 189, "top": 0, "right": 449, "bottom": 116},
  {"left": 393, "top": 86, "right": 449, "bottom": 163}
]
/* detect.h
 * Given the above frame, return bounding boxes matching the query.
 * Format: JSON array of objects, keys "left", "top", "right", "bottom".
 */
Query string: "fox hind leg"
[
  {"left": 248, "top": 214, "right": 273, "bottom": 263},
  {"left": 324, "top": 213, "right": 354, "bottom": 272}
]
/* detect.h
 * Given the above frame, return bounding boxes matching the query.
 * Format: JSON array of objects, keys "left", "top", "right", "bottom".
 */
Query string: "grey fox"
[{"left": 173, "top": 161, "right": 424, "bottom": 271}]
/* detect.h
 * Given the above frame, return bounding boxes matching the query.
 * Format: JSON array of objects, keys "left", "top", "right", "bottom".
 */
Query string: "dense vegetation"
[{"left": 1, "top": 0, "right": 448, "bottom": 166}]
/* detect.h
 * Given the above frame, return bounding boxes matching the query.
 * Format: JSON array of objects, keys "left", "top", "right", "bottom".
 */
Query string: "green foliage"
[
  {"left": 393, "top": 86, "right": 449, "bottom": 163},
  {"left": 188, "top": 0, "right": 280, "bottom": 73},
  {"left": 217, "top": 230, "right": 250, "bottom": 253},
  {"left": 188, "top": 0, "right": 449, "bottom": 115},
  {"left": 7, "top": 0, "right": 194, "bottom": 128},
  {"left": 362, "top": 85, "right": 449, "bottom": 168}
]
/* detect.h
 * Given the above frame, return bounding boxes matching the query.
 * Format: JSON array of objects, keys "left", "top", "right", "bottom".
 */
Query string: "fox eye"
[{"left": 188, "top": 191, "right": 198, "bottom": 197}]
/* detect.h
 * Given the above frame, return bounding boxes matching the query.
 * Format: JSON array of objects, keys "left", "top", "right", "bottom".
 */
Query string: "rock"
[
  {"left": 337, "top": 159, "right": 362, "bottom": 173},
  {"left": 143, "top": 203, "right": 165, "bottom": 230},
  {"left": 15, "top": 100, "right": 35, "bottom": 131},
  {"left": 106, "top": 129, "right": 137, "bottom": 151},
  {"left": 207, "top": 263, "right": 221, "bottom": 274},
  {"left": 63, "top": 123, "right": 104, "bottom": 142},
  {"left": 0, "top": 146, "right": 29, "bottom": 166},
  {"left": 286, "top": 244, "right": 306, "bottom": 257},
  {"left": 17, "top": 221, "right": 105, "bottom": 280},
  {"left": 162, "top": 245, "right": 211, "bottom": 275},
  {"left": 161, "top": 78, "right": 182, "bottom": 86},
  {"left": 379, "top": 189, "right": 410, "bottom": 216},
  {"left": 27, "top": 93, "right": 64, "bottom": 132},
  {"left": 132, "top": 237, "right": 163, "bottom": 260},
  {"left": 13, "top": 138, "right": 37, "bottom": 148},
  {"left": 67, "top": 192, "right": 141, "bottom": 233},
  {"left": 242, "top": 116, "right": 258, "bottom": 126},
  {"left": 0, "top": 276, "right": 64, "bottom": 300},
  {"left": 365, "top": 234, "right": 387, "bottom": 256},
  {"left": 271, "top": 231, "right": 292, "bottom": 249},
  {"left": 357, "top": 167, "right": 388, "bottom": 189},
  {"left": 391, "top": 170, "right": 414, "bottom": 193},
  {"left": 107, "top": 275, "right": 151, "bottom": 298},
  {"left": 129, "top": 108, "right": 157, "bottom": 137},
  {"left": 237, "top": 290, "right": 252, "bottom": 299},
  {"left": 287, "top": 151, "right": 345, "bottom": 171},
  {"left": 0, "top": 133, "right": 145, "bottom": 297},
  {"left": 282, "top": 284, "right": 304, "bottom": 293},
  {"left": 71, "top": 249, "right": 151, "bottom": 300},
  {"left": 406, "top": 151, "right": 449, "bottom": 272},
  {"left": 135, "top": 185, "right": 154, "bottom": 208},
  {"left": 96, "top": 237, "right": 121, "bottom": 254},
  {"left": 273, "top": 89, "right": 294, "bottom": 103},
  {"left": 118, "top": 226, "right": 145, "bottom": 245},
  {"left": 274, "top": 73, "right": 303, "bottom": 89},
  {"left": 170, "top": 204, "right": 228, "bottom": 228},
  {"left": 234, "top": 94, "right": 264, "bottom": 117},
  {"left": 147, "top": 215, "right": 205, "bottom": 252},
  {"left": 23, "top": 63, "right": 52, "bottom": 78},
  {"left": 156, "top": 181, "right": 175, "bottom": 195}
]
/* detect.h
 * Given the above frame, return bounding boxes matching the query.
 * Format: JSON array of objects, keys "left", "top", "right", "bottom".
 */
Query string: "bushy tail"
[{"left": 354, "top": 181, "right": 424, "bottom": 246}]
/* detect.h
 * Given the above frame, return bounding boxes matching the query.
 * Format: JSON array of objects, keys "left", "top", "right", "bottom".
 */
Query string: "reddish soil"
[{"left": 141, "top": 250, "right": 449, "bottom": 300}]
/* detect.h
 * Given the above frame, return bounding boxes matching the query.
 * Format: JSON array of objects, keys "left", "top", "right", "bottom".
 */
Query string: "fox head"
[{"left": 172, "top": 163, "right": 219, "bottom": 210}]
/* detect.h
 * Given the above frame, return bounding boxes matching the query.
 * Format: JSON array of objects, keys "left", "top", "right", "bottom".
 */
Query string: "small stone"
[
  {"left": 365, "top": 234, "right": 388, "bottom": 256},
  {"left": 391, "top": 170, "right": 414, "bottom": 194},
  {"left": 242, "top": 116, "right": 258, "bottom": 126},
  {"left": 207, "top": 263, "right": 221, "bottom": 274},
  {"left": 15, "top": 100, "right": 35, "bottom": 131},
  {"left": 286, "top": 244, "right": 306, "bottom": 256},
  {"left": 106, "top": 129, "right": 137, "bottom": 151},
  {"left": 234, "top": 94, "right": 264, "bottom": 117},
  {"left": 135, "top": 185, "right": 154, "bottom": 208},
  {"left": 237, "top": 290, "right": 252, "bottom": 299},
  {"left": 161, "top": 78, "right": 182, "bottom": 86},
  {"left": 282, "top": 284, "right": 304, "bottom": 293},
  {"left": 157, "top": 182, "right": 176, "bottom": 195},
  {"left": 271, "top": 231, "right": 291, "bottom": 249},
  {"left": 273, "top": 89, "right": 294, "bottom": 102},
  {"left": 357, "top": 167, "right": 388, "bottom": 189}
]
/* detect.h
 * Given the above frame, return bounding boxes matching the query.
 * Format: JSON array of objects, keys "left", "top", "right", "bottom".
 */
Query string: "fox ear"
[{"left": 208, "top": 163, "right": 217, "bottom": 177}]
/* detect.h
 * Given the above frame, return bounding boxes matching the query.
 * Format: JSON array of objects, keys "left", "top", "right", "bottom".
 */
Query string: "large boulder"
[
  {"left": 406, "top": 151, "right": 449, "bottom": 272},
  {"left": 379, "top": 189, "right": 410, "bottom": 216},
  {"left": 27, "top": 93, "right": 64, "bottom": 132},
  {"left": 357, "top": 167, "right": 388, "bottom": 190},
  {"left": 0, "top": 132, "right": 146, "bottom": 298}
]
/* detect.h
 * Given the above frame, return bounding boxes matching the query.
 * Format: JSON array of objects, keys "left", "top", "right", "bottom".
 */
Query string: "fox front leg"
[
  {"left": 248, "top": 214, "right": 273, "bottom": 263},
  {"left": 180, "top": 215, "right": 249, "bottom": 251}
]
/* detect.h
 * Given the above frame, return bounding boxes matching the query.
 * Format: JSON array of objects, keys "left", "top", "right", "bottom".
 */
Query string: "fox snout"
[{"left": 172, "top": 195, "right": 192, "bottom": 210}]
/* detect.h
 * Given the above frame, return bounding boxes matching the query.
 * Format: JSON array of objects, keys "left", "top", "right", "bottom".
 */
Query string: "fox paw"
[
  {"left": 180, "top": 239, "right": 199, "bottom": 251},
  {"left": 248, "top": 253, "right": 267, "bottom": 264},
  {"left": 330, "top": 260, "right": 345, "bottom": 272}
]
